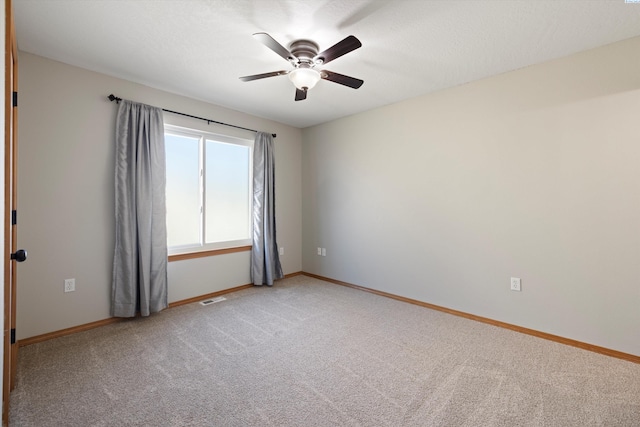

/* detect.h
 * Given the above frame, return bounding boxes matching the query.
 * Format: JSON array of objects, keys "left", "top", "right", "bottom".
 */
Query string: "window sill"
[{"left": 168, "top": 245, "right": 252, "bottom": 262}]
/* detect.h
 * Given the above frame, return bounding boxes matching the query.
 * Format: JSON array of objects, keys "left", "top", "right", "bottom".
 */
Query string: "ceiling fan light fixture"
[
  {"left": 243, "top": 33, "right": 363, "bottom": 101},
  {"left": 289, "top": 68, "right": 321, "bottom": 90}
]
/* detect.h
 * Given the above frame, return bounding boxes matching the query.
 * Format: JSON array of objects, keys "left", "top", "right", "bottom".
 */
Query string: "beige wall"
[
  {"left": 16, "top": 52, "right": 302, "bottom": 339},
  {"left": 15, "top": 36, "right": 640, "bottom": 357},
  {"left": 302, "top": 37, "right": 640, "bottom": 356}
]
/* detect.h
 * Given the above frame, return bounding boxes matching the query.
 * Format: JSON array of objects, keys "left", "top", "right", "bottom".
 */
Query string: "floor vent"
[{"left": 200, "top": 296, "right": 227, "bottom": 306}]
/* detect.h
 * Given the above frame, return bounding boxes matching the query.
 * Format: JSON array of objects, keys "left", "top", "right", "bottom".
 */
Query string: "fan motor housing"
[{"left": 289, "top": 39, "right": 319, "bottom": 62}]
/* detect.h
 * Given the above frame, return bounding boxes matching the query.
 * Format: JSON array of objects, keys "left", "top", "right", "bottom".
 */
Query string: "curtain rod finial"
[{"left": 108, "top": 94, "right": 122, "bottom": 103}]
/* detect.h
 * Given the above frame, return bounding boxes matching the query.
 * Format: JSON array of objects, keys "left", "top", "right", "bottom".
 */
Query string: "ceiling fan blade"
[
  {"left": 253, "top": 32, "right": 297, "bottom": 62},
  {"left": 314, "top": 35, "right": 361, "bottom": 65},
  {"left": 295, "top": 88, "right": 307, "bottom": 101},
  {"left": 239, "top": 70, "right": 289, "bottom": 82},
  {"left": 321, "top": 70, "right": 364, "bottom": 89}
]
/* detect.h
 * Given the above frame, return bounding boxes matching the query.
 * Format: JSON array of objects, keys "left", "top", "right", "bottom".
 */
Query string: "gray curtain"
[
  {"left": 112, "top": 100, "right": 168, "bottom": 317},
  {"left": 251, "top": 132, "right": 283, "bottom": 285}
]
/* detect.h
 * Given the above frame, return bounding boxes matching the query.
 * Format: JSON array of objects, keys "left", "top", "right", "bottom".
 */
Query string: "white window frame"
[{"left": 165, "top": 124, "right": 253, "bottom": 256}]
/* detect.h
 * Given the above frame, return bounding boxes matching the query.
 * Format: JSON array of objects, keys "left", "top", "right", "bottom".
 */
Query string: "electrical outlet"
[
  {"left": 510, "top": 277, "right": 521, "bottom": 292},
  {"left": 64, "top": 278, "right": 76, "bottom": 293},
  {"left": 317, "top": 247, "right": 322, "bottom": 255},
  {"left": 321, "top": 248, "right": 326, "bottom": 257},
  {"left": 279, "top": 247, "right": 284, "bottom": 256}
]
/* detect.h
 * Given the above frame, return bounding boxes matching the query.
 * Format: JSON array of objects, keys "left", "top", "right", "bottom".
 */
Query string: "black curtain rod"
[{"left": 108, "top": 94, "right": 276, "bottom": 138}]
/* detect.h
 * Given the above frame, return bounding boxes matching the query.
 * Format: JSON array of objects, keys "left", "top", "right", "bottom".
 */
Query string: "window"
[{"left": 164, "top": 125, "right": 253, "bottom": 254}]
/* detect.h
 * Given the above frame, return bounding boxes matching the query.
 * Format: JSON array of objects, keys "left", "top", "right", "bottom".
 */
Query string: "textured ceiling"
[{"left": 13, "top": 0, "right": 640, "bottom": 128}]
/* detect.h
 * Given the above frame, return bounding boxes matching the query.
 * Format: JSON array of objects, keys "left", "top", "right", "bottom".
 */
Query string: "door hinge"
[
  {"left": 12, "top": 91, "right": 17, "bottom": 107},
  {"left": 12, "top": 209, "right": 17, "bottom": 225},
  {"left": 10, "top": 329, "right": 16, "bottom": 345}
]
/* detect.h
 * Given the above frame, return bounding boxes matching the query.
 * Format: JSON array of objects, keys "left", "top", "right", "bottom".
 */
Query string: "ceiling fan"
[{"left": 239, "top": 32, "right": 363, "bottom": 101}]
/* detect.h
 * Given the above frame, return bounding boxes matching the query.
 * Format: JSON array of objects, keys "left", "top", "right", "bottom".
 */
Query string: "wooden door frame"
[{"left": 3, "top": 0, "right": 16, "bottom": 424}]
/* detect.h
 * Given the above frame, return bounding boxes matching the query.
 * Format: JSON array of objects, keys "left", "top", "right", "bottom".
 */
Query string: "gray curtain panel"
[
  {"left": 112, "top": 100, "right": 168, "bottom": 317},
  {"left": 251, "top": 132, "right": 283, "bottom": 285}
]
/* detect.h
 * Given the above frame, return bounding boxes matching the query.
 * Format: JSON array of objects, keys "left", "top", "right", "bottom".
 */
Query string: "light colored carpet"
[{"left": 9, "top": 275, "right": 640, "bottom": 426}]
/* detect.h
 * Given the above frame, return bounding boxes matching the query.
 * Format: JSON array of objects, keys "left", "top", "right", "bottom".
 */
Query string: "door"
[{"left": 3, "top": 0, "right": 22, "bottom": 424}]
